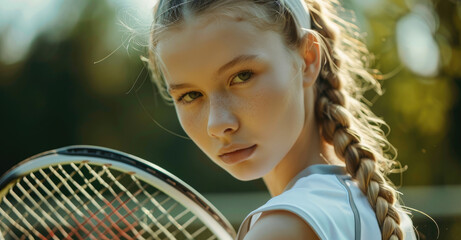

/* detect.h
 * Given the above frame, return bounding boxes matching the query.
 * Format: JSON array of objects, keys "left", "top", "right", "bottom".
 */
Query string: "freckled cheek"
[
  {"left": 247, "top": 82, "right": 295, "bottom": 124},
  {"left": 176, "top": 108, "right": 209, "bottom": 144},
  {"left": 176, "top": 107, "right": 222, "bottom": 165},
  {"left": 242, "top": 78, "right": 304, "bottom": 150}
]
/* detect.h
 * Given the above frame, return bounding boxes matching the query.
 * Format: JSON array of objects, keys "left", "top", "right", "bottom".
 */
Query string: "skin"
[
  {"left": 156, "top": 13, "right": 344, "bottom": 239},
  {"left": 244, "top": 210, "right": 320, "bottom": 240}
]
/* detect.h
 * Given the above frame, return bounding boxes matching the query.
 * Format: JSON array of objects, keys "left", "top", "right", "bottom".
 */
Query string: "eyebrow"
[
  {"left": 217, "top": 54, "right": 260, "bottom": 75},
  {"left": 167, "top": 54, "right": 261, "bottom": 93}
]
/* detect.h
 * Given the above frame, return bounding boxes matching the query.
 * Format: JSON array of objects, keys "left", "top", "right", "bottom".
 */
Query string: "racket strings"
[
  {"left": 24, "top": 169, "right": 89, "bottom": 239},
  {"left": 2, "top": 173, "right": 67, "bottom": 240},
  {"left": 0, "top": 166, "right": 76, "bottom": 227},
  {"left": 68, "top": 163, "right": 145, "bottom": 239},
  {"left": 61, "top": 163, "right": 159, "bottom": 240},
  {"left": 131, "top": 177, "right": 198, "bottom": 239},
  {"left": 50, "top": 164, "right": 117, "bottom": 239},
  {"left": 0, "top": 162, "right": 220, "bottom": 240},
  {"left": 11, "top": 164, "right": 119, "bottom": 240},
  {"left": 24, "top": 172, "right": 78, "bottom": 238},
  {"left": 45, "top": 166, "right": 113, "bottom": 240},
  {"left": 81, "top": 163, "right": 185, "bottom": 240},
  {"left": 87, "top": 164, "right": 216, "bottom": 240},
  {"left": 13, "top": 175, "right": 68, "bottom": 240},
  {"left": 2, "top": 163, "right": 144, "bottom": 240},
  {"left": 4, "top": 163, "right": 152, "bottom": 240}
]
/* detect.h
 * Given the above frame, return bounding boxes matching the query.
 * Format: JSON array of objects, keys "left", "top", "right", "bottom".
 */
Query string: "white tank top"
[{"left": 236, "top": 164, "right": 417, "bottom": 240}]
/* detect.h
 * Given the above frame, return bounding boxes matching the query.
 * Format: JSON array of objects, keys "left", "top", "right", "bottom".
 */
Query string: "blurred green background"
[{"left": 0, "top": 0, "right": 460, "bottom": 239}]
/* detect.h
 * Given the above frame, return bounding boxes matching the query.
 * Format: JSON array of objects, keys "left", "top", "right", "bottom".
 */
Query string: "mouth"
[{"left": 219, "top": 144, "right": 257, "bottom": 165}]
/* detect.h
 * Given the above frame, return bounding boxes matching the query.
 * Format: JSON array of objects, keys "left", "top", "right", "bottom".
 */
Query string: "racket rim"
[{"left": 0, "top": 145, "right": 237, "bottom": 239}]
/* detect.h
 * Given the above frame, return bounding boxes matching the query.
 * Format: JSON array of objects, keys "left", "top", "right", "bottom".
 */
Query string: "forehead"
[{"left": 156, "top": 16, "right": 291, "bottom": 83}]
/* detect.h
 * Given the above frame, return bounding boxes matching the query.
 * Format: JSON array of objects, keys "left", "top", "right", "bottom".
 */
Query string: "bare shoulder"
[{"left": 243, "top": 210, "right": 320, "bottom": 240}]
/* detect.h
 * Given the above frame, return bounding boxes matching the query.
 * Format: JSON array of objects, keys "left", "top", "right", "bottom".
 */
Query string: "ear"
[{"left": 298, "top": 32, "right": 321, "bottom": 88}]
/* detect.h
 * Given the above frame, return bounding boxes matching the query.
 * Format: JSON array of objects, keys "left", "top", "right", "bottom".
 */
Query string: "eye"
[
  {"left": 177, "top": 91, "right": 203, "bottom": 104},
  {"left": 230, "top": 70, "right": 254, "bottom": 85}
]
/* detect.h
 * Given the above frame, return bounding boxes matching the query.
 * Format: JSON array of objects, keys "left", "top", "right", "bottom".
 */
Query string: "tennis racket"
[{"left": 0, "top": 145, "right": 236, "bottom": 240}]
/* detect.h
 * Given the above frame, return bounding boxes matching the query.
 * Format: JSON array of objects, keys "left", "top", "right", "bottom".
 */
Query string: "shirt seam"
[{"left": 336, "top": 175, "right": 361, "bottom": 240}]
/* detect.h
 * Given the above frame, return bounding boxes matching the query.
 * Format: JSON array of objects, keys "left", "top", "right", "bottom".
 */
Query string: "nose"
[{"left": 207, "top": 97, "right": 239, "bottom": 139}]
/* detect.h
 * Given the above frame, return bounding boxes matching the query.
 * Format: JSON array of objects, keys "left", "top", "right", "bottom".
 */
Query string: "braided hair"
[{"left": 307, "top": 1, "right": 405, "bottom": 239}]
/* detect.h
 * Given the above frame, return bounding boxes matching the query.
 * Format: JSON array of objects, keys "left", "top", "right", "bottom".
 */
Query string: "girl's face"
[{"left": 157, "top": 16, "right": 307, "bottom": 180}]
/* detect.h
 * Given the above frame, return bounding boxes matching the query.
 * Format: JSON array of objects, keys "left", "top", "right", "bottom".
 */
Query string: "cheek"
[
  {"left": 175, "top": 105, "right": 229, "bottom": 170},
  {"left": 246, "top": 73, "right": 304, "bottom": 133},
  {"left": 243, "top": 71, "right": 305, "bottom": 172},
  {"left": 175, "top": 106, "right": 208, "bottom": 146}
]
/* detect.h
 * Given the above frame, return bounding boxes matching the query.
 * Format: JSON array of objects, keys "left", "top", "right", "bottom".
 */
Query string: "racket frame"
[{"left": 0, "top": 145, "right": 236, "bottom": 240}]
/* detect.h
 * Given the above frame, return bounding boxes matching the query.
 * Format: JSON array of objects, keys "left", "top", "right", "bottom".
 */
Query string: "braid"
[{"left": 307, "top": 1, "right": 405, "bottom": 239}]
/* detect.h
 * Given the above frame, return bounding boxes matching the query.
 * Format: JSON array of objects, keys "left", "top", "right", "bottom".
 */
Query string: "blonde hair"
[{"left": 145, "top": 0, "right": 412, "bottom": 239}]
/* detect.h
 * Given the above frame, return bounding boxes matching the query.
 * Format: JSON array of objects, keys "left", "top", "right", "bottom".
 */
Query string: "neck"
[
  {"left": 262, "top": 91, "right": 343, "bottom": 197},
  {"left": 262, "top": 112, "right": 323, "bottom": 197}
]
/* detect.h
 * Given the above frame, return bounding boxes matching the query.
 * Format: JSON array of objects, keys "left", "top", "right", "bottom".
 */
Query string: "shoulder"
[{"left": 243, "top": 210, "right": 320, "bottom": 240}]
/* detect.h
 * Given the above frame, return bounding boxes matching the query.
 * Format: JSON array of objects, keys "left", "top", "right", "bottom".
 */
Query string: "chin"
[
  {"left": 231, "top": 172, "right": 258, "bottom": 181},
  {"left": 226, "top": 164, "right": 267, "bottom": 182}
]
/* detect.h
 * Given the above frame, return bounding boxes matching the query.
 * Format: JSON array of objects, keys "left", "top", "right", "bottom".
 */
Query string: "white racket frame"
[{"left": 0, "top": 145, "right": 236, "bottom": 240}]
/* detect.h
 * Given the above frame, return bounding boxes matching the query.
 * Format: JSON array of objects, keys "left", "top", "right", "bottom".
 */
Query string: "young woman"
[{"left": 145, "top": 0, "right": 417, "bottom": 239}]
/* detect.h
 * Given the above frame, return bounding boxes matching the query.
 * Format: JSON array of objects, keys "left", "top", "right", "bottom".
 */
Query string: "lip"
[{"left": 218, "top": 144, "right": 257, "bottom": 165}]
